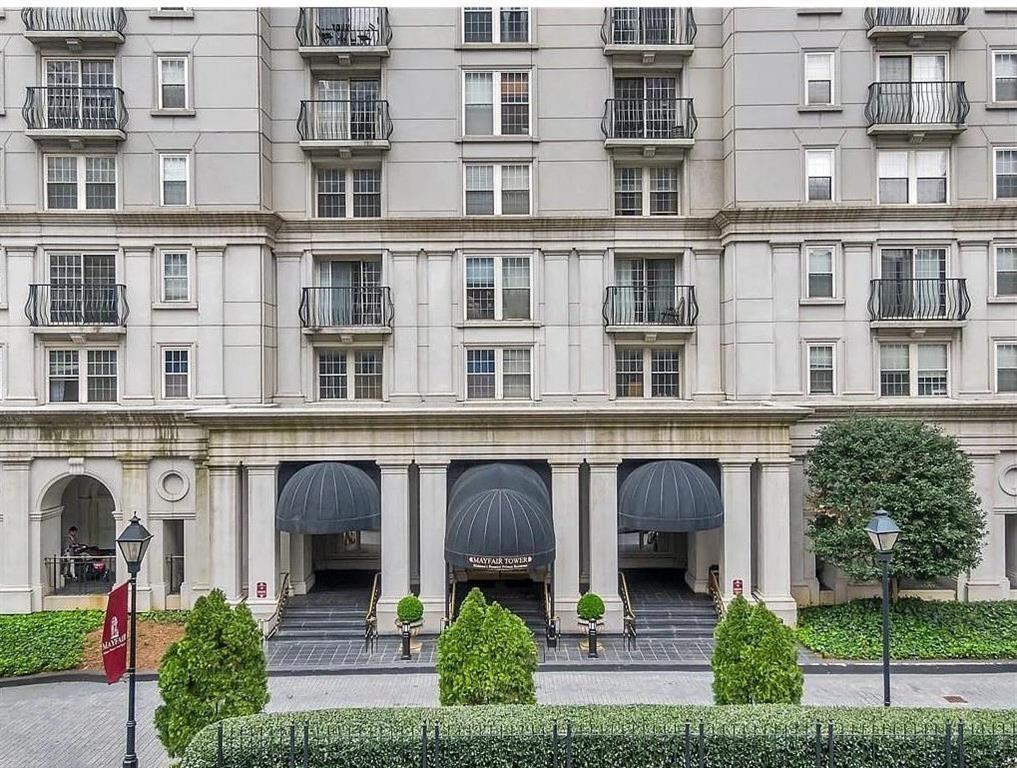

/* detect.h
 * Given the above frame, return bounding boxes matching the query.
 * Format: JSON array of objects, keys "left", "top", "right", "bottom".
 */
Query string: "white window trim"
[
  {"left": 45, "top": 346, "right": 120, "bottom": 405},
  {"left": 315, "top": 347, "right": 385, "bottom": 402},
  {"left": 464, "top": 346, "right": 533, "bottom": 401},
  {"left": 613, "top": 344, "right": 684, "bottom": 400},
  {"left": 877, "top": 149, "right": 950, "bottom": 205},
  {"left": 313, "top": 165, "right": 383, "bottom": 219},
  {"left": 43, "top": 154, "right": 118, "bottom": 211},
  {"left": 463, "top": 162, "right": 532, "bottom": 216},
  {"left": 461, "top": 7, "right": 531, "bottom": 45},
  {"left": 160, "top": 345, "right": 193, "bottom": 400},
  {"left": 993, "top": 147, "right": 1016, "bottom": 201},
  {"left": 461, "top": 69, "right": 532, "bottom": 138},
  {"left": 156, "top": 55, "right": 190, "bottom": 111},
  {"left": 802, "top": 244, "right": 839, "bottom": 302},
  {"left": 993, "top": 340, "right": 1017, "bottom": 394},
  {"left": 991, "top": 50, "right": 1017, "bottom": 104},
  {"left": 614, "top": 165, "right": 681, "bottom": 216},
  {"left": 803, "top": 50, "right": 836, "bottom": 107},
  {"left": 805, "top": 342, "right": 837, "bottom": 395},
  {"left": 876, "top": 246, "right": 950, "bottom": 279},
  {"left": 159, "top": 153, "right": 191, "bottom": 207},
  {"left": 804, "top": 148, "right": 835, "bottom": 202},
  {"left": 878, "top": 342, "right": 951, "bottom": 399},
  {"left": 157, "top": 248, "right": 194, "bottom": 306},
  {"left": 992, "top": 243, "right": 1017, "bottom": 301},
  {"left": 462, "top": 254, "right": 533, "bottom": 322}
]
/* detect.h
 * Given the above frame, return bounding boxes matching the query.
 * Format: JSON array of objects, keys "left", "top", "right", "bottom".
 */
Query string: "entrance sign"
[
  {"left": 732, "top": 579, "right": 743, "bottom": 596},
  {"left": 256, "top": 581, "right": 267, "bottom": 599},
  {"left": 101, "top": 581, "right": 129, "bottom": 684},
  {"left": 467, "top": 554, "right": 533, "bottom": 570}
]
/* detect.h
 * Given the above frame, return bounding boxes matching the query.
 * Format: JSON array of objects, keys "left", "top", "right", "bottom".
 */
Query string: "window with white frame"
[
  {"left": 807, "top": 344, "right": 835, "bottom": 394},
  {"left": 995, "top": 148, "right": 1017, "bottom": 199},
  {"left": 159, "top": 154, "right": 189, "bottom": 206},
  {"left": 162, "top": 347, "right": 190, "bottom": 399},
  {"left": 157, "top": 56, "right": 188, "bottom": 110},
  {"left": 614, "top": 166, "right": 679, "bottom": 216},
  {"left": 806, "top": 246, "right": 835, "bottom": 298},
  {"left": 804, "top": 52, "right": 834, "bottom": 106},
  {"left": 879, "top": 342, "right": 948, "bottom": 397},
  {"left": 996, "top": 343, "right": 1017, "bottom": 393},
  {"left": 317, "top": 348, "right": 383, "bottom": 401},
  {"left": 160, "top": 250, "right": 190, "bottom": 302},
  {"left": 465, "top": 347, "right": 531, "bottom": 399},
  {"left": 614, "top": 346, "right": 681, "bottom": 398},
  {"left": 48, "top": 349, "right": 118, "bottom": 403},
  {"left": 993, "top": 50, "right": 1017, "bottom": 103},
  {"left": 996, "top": 245, "right": 1017, "bottom": 297},
  {"left": 465, "top": 255, "right": 531, "bottom": 320},
  {"left": 463, "top": 71, "right": 530, "bottom": 136},
  {"left": 464, "top": 163, "right": 530, "bottom": 215},
  {"left": 315, "top": 166, "right": 381, "bottom": 218},
  {"left": 878, "top": 150, "right": 948, "bottom": 204},
  {"left": 805, "top": 149, "right": 834, "bottom": 201},
  {"left": 463, "top": 7, "right": 529, "bottom": 43},
  {"left": 45, "top": 155, "right": 116, "bottom": 210}
]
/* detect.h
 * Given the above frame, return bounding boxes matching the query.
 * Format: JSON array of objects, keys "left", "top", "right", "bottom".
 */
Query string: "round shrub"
[
  {"left": 577, "top": 592, "right": 606, "bottom": 622},
  {"left": 396, "top": 594, "right": 424, "bottom": 625}
]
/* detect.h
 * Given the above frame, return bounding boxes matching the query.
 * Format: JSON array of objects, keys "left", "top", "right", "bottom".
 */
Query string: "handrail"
[
  {"left": 602, "top": 97, "right": 697, "bottom": 140},
  {"left": 297, "top": 99, "right": 393, "bottom": 143},
  {"left": 299, "top": 286, "right": 394, "bottom": 329},
  {"left": 260, "top": 571, "right": 290, "bottom": 641},
  {"left": 867, "top": 278, "right": 970, "bottom": 321},
  {"left": 364, "top": 571, "right": 381, "bottom": 651},
  {"left": 542, "top": 579, "right": 559, "bottom": 648},
  {"left": 21, "top": 7, "right": 127, "bottom": 34},
  {"left": 443, "top": 576, "right": 457, "bottom": 631},
  {"left": 602, "top": 285, "right": 698, "bottom": 326},
  {"left": 26, "top": 284, "right": 129, "bottom": 327},
  {"left": 601, "top": 7, "right": 697, "bottom": 46},
  {"left": 707, "top": 566, "right": 725, "bottom": 619},
  {"left": 864, "top": 81, "right": 969, "bottom": 127},
  {"left": 296, "top": 7, "right": 392, "bottom": 48},
  {"left": 619, "top": 571, "right": 636, "bottom": 648},
  {"left": 864, "top": 7, "right": 968, "bottom": 29},
  {"left": 24, "top": 86, "right": 129, "bottom": 133}
]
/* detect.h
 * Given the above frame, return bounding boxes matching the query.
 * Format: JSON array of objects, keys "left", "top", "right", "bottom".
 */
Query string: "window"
[
  {"left": 807, "top": 344, "right": 835, "bottom": 394},
  {"left": 916, "top": 344, "right": 948, "bottom": 396},
  {"left": 162, "top": 348, "right": 190, "bottom": 399},
  {"left": 614, "top": 166, "right": 680, "bottom": 216},
  {"left": 45, "top": 155, "right": 116, "bottom": 210},
  {"left": 805, "top": 150, "right": 834, "bottom": 201},
  {"left": 317, "top": 349, "right": 382, "bottom": 400},
  {"left": 879, "top": 343, "right": 948, "bottom": 397},
  {"left": 806, "top": 246, "right": 835, "bottom": 298},
  {"left": 995, "top": 148, "right": 1017, "bottom": 199},
  {"left": 464, "top": 163, "right": 530, "bottom": 215},
  {"left": 465, "top": 255, "right": 531, "bottom": 320},
  {"left": 463, "top": 7, "right": 529, "bottom": 43},
  {"left": 159, "top": 154, "right": 189, "bottom": 206},
  {"left": 48, "top": 350, "right": 79, "bottom": 402},
  {"left": 315, "top": 167, "right": 381, "bottom": 218},
  {"left": 48, "top": 349, "right": 118, "bottom": 403},
  {"left": 465, "top": 347, "right": 531, "bottom": 399},
  {"left": 993, "top": 51, "right": 1017, "bottom": 103},
  {"left": 996, "top": 343, "right": 1017, "bottom": 393},
  {"left": 463, "top": 71, "right": 530, "bottom": 136},
  {"left": 878, "top": 150, "right": 947, "bottom": 204},
  {"left": 804, "top": 52, "right": 834, "bottom": 106},
  {"left": 161, "top": 250, "right": 190, "bottom": 302},
  {"left": 157, "top": 56, "right": 188, "bottom": 110},
  {"left": 615, "top": 347, "right": 682, "bottom": 398},
  {"left": 996, "top": 245, "right": 1017, "bottom": 297}
]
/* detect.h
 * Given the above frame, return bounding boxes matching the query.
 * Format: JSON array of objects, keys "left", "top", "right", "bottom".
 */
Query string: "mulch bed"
[{"left": 80, "top": 621, "right": 185, "bottom": 671}]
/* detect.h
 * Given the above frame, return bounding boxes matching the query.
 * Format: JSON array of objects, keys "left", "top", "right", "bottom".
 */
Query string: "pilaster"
[
  {"left": 967, "top": 452, "right": 1009, "bottom": 601},
  {"left": 693, "top": 247, "right": 724, "bottom": 400},
  {"left": 121, "top": 458, "right": 153, "bottom": 611},
  {"left": 245, "top": 463, "right": 279, "bottom": 622},
  {"left": 208, "top": 464, "right": 241, "bottom": 602},
  {"left": 377, "top": 461, "right": 411, "bottom": 633},
  {"left": 756, "top": 459, "right": 797, "bottom": 625},
  {"left": 417, "top": 460, "right": 448, "bottom": 629},
  {"left": 587, "top": 460, "right": 622, "bottom": 632},
  {"left": 720, "top": 460, "right": 753, "bottom": 604},
  {"left": 550, "top": 461, "right": 581, "bottom": 623},
  {"left": 0, "top": 460, "right": 33, "bottom": 612}
]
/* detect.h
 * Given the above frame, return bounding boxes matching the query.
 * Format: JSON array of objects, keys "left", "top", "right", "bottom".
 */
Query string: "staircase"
[
  {"left": 271, "top": 571, "right": 373, "bottom": 642},
  {"left": 624, "top": 569, "right": 718, "bottom": 641},
  {"left": 456, "top": 579, "right": 546, "bottom": 635}
]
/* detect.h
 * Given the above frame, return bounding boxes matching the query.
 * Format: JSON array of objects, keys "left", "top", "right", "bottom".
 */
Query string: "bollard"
[
  {"left": 401, "top": 623, "right": 412, "bottom": 660},
  {"left": 587, "top": 623, "right": 598, "bottom": 658}
]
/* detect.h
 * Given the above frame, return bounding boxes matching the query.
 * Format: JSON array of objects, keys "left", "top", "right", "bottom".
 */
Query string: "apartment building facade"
[{"left": 0, "top": 6, "right": 1014, "bottom": 633}]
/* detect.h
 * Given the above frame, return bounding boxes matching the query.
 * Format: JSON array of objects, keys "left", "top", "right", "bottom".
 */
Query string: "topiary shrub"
[
  {"left": 711, "top": 595, "right": 753, "bottom": 705},
  {"left": 744, "top": 602, "right": 803, "bottom": 705},
  {"left": 577, "top": 592, "right": 606, "bottom": 622},
  {"left": 396, "top": 594, "right": 424, "bottom": 625},
  {"left": 155, "top": 589, "right": 269, "bottom": 757}
]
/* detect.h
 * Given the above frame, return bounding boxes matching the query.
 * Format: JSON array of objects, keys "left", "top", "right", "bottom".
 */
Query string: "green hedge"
[
  {"left": 797, "top": 599, "right": 1017, "bottom": 660},
  {"left": 182, "top": 705, "right": 1017, "bottom": 768}
]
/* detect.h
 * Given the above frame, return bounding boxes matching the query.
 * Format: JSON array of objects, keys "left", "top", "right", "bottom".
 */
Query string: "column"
[
  {"left": 389, "top": 251, "right": 421, "bottom": 403},
  {"left": 967, "top": 453, "right": 1009, "bottom": 601},
  {"left": 122, "top": 247, "right": 155, "bottom": 405},
  {"left": 289, "top": 533, "right": 311, "bottom": 595},
  {"left": 0, "top": 461, "right": 33, "bottom": 612},
  {"left": 958, "top": 241, "right": 991, "bottom": 396},
  {"left": 417, "top": 461, "right": 448, "bottom": 628},
  {"left": 274, "top": 251, "right": 304, "bottom": 403},
  {"left": 842, "top": 241, "right": 875, "bottom": 397},
  {"left": 720, "top": 461, "right": 753, "bottom": 603},
  {"left": 195, "top": 247, "right": 226, "bottom": 402},
  {"left": 789, "top": 457, "right": 820, "bottom": 604},
  {"left": 5, "top": 248, "right": 37, "bottom": 405},
  {"left": 770, "top": 243, "right": 802, "bottom": 397},
  {"left": 246, "top": 464, "right": 279, "bottom": 621},
  {"left": 377, "top": 462, "right": 411, "bottom": 633},
  {"left": 186, "top": 461, "right": 212, "bottom": 603},
  {"left": 587, "top": 461, "right": 622, "bottom": 632},
  {"left": 685, "top": 528, "right": 720, "bottom": 594},
  {"left": 756, "top": 460, "right": 798, "bottom": 625},
  {"left": 208, "top": 464, "right": 241, "bottom": 602},
  {"left": 577, "top": 251, "right": 607, "bottom": 400},
  {"left": 425, "top": 252, "right": 455, "bottom": 401},
  {"left": 121, "top": 459, "right": 153, "bottom": 611},
  {"left": 542, "top": 251, "right": 571, "bottom": 402},
  {"left": 693, "top": 248, "right": 724, "bottom": 400},
  {"left": 550, "top": 462, "right": 581, "bottom": 622}
]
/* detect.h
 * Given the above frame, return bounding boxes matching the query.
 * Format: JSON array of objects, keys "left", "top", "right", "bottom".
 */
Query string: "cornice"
[
  {"left": 804, "top": 401, "right": 1017, "bottom": 422},
  {"left": 712, "top": 203, "right": 1017, "bottom": 231}
]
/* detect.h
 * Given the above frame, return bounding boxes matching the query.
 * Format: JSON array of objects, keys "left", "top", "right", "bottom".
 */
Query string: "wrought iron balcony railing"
[
  {"left": 602, "top": 98, "right": 697, "bottom": 141},
  {"left": 603, "top": 285, "right": 699, "bottom": 327},
  {"left": 864, "top": 7, "right": 968, "bottom": 29},
  {"left": 601, "top": 7, "right": 697, "bottom": 47},
  {"left": 297, "top": 100, "right": 392, "bottom": 143},
  {"left": 867, "top": 278, "right": 970, "bottom": 321},
  {"left": 26, "top": 284, "right": 129, "bottom": 327},
  {"left": 299, "top": 286, "right": 394, "bottom": 329},
  {"left": 24, "top": 86, "right": 128, "bottom": 133},
  {"left": 864, "top": 81, "right": 968, "bottom": 127},
  {"left": 296, "top": 8, "right": 391, "bottom": 48},
  {"left": 21, "top": 7, "right": 127, "bottom": 34}
]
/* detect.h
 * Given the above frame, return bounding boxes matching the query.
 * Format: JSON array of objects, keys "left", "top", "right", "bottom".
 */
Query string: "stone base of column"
[
  {"left": 133, "top": 586, "right": 153, "bottom": 613},
  {"left": 965, "top": 580, "right": 1011, "bottom": 602},
  {"left": 0, "top": 586, "right": 32, "bottom": 613},
  {"left": 684, "top": 570, "right": 709, "bottom": 594},
  {"left": 376, "top": 597, "right": 401, "bottom": 636},
  {"left": 149, "top": 582, "right": 167, "bottom": 611},
  {"left": 754, "top": 593, "right": 799, "bottom": 626},
  {"left": 420, "top": 597, "right": 446, "bottom": 634},
  {"left": 554, "top": 593, "right": 582, "bottom": 633},
  {"left": 599, "top": 595, "right": 624, "bottom": 634},
  {"left": 791, "top": 578, "right": 821, "bottom": 606}
]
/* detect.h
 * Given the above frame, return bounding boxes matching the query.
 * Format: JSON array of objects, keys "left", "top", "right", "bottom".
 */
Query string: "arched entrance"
[{"left": 44, "top": 475, "right": 118, "bottom": 595}]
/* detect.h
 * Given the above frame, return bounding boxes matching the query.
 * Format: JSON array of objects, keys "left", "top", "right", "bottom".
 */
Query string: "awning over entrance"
[
  {"left": 276, "top": 462, "right": 380, "bottom": 534},
  {"left": 445, "top": 463, "right": 555, "bottom": 570},
  {"left": 619, "top": 460, "right": 723, "bottom": 533}
]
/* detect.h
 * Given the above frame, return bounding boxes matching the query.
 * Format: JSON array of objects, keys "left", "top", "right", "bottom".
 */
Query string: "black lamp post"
[
  {"left": 864, "top": 508, "right": 900, "bottom": 708},
  {"left": 117, "top": 513, "right": 153, "bottom": 768}
]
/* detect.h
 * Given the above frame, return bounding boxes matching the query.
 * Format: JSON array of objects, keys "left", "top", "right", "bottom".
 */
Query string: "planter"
[
  {"left": 396, "top": 619, "right": 424, "bottom": 659},
  {"left": 577, "top": 618, "right": 604, "bottom": 658}
]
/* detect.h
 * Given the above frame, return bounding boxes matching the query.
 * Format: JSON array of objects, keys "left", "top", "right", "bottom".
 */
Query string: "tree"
[
  {"left": 805, "top": 417, "right": 984, "bottom": 586},
  {"left": 711, "top": 595, "right": 753, "bottom": 705},
  {"left": 155, "top": 590, "right": 269, "bottom": 757}
]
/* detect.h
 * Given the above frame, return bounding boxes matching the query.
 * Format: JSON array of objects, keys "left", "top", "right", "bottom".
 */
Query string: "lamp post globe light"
[
  {"left": 116, "top": 513, "right": 153, "bottom": 768},
  {"left": 864, "top": 508, "right": 900, "bottom": 708}
]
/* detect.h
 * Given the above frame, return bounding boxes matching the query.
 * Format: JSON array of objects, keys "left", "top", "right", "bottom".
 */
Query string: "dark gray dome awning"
[
  {"left": 276, "top": 462, "right": 380, "bottom": 534},
  {"left": 445, "top": 464, "right": 554, "bottom": 570},
  {"left": 619, "top": 460, "right": 723, "bottom": 533}
]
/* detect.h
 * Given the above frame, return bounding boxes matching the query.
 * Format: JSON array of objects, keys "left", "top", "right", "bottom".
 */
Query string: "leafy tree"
[
  {"left": 805, "top": 417, "right": 983, "bottom": 586},
  {"left": 744, "top": 603, "right": 803, "bottom": 704},
  {"left": 155, "top": 590, "right": 269, "bottom": 757},
  {"left": 711, "top": 595, "right": 753, "bottom": 705}
]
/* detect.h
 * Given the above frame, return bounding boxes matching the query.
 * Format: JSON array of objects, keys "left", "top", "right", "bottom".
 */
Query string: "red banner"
[{"left": 101, "top": 581, "right": 129, "bottom": 684}]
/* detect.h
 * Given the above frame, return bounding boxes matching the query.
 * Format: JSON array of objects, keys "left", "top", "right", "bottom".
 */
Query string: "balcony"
[
  {"left": 864, "top": 82, "right": 968, "bottom": 138},
  {"left": 26, "top": 284, "right": 129, "bottom": 334},
  {"left": 21, "top": 7, "right": 126, "bottom": 46},
  {"left": 603, "top": 285, "right": 698, "bottom": 337},
  {"left": 867, "top": 278, "right": 970, "bottom": 330},
  {"left": 601, "top": 8, "right": 696, "bottom": 62},
  {"left": 299, "top": 286, "right": 393, "bottom": 336},
  {"left": 297, "top": 100, "right": 392, "bottom": 154},
  {"left": 296, "top": 8, "right": 391, "bottom": 64},
  {"left": 24, "top": 86, "right": 128, "bottom": 144},
  {"left": 602, "top": 98, "right": 696, "bottom": 155},
  {"left": 865, "top": 8, "right": 967, "bottom": 42}
]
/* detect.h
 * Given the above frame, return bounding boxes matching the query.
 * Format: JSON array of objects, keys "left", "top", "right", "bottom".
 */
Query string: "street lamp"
[
  {"left": 864, "top": 508, "right": 900, "bottom": 708},
  {"left": 117, "top": 513, "right": 152, "bottom": 768}
]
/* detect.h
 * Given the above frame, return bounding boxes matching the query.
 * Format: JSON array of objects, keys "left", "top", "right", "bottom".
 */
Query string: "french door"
[
  {"left": 317, "top": 260, "right": 382, "bottom": 326},
  {"left": 45, "top": 59, "right": 115, "bottom": 129},
  {"left": 613, "top": 77, "right": 678, "bottom": 139},
  {"left": 49, "top": 253, "right": 116, "bottom": 324}
]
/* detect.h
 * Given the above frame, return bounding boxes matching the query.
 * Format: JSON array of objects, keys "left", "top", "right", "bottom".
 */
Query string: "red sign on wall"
[
  {"left": 101, "top": 582, "right": 129, "bottom": 684},
  {"left": 732, "top": 579, "right": 743, "bottom": 596},
  {"left": 256, "top": 581, "right": 267, "bottom": 599}
]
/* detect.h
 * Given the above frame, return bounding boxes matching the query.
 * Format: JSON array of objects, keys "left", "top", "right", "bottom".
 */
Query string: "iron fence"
[
  {"left": 26, "top": 284, "right": 129, "bottom": 326},
  {"left": 601, "top": 7, "right": 697, "bottom": 46},
  {"left": 864, "top": 7, "right": 969, "bottom": 29},
  {"left": 45, "top": 554, "right": 117, "bottom": 595},
  {"left": 299, "top": 286, "right": 394, "bottom": 329},
  {"left": 602, "top": 98, "right": 697, "bottom": 140},
  {"left": 21, "top": 7, "right": 127, "bottom": 33},
  {"left": 24, "top": 86, "right": 128, "bottom": 132},
  {"left": 603, "top": 285, "right": 699, "bottom": 326},
  {"left": 296, "top": 7, "right": 391, "bottom": 48},
  {"left": 864, "top": 81, "right": 969, "bottom": 127},
  {"left": 867, "top": 278, "right": 970, "bottom": 321},
  {"left": 166, "top": 555, "right": 185, "bottom": 595},
  {"left": 297, "top": 100, "right": 392, "bottom": 143}
]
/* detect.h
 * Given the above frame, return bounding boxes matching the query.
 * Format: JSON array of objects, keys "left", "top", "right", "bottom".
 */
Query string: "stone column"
[
  {"left": 389, "top": 251, "right": 421, "bottom": 403},
  {"left": 195, "top": 246, "right": 226, "bottom": 403},
  {"left": 789, "top": 457, "right": 820, "bottom": 604},
  {"left": 121, "top": 459, "right": 153, "bottom": 611},
  {"left": 209, "top": 464, "right": 241, "bottom": 602},
  {"left": 246, "top": 464, "right": 279, "bottom": 621},
  {"left": 693, "top": 248, "right": 724, "bottom": 400},
  {"left": 756, "top": 460, "right": 798, "bottom": 625},
  {"left": 378, "top": 462, "right": 411, "bottom": 633},
  {"left": 587, "top": 461, "right": 622, "bottom": 632},
  {"left": 685, "top": 528, "right": 720, "bottom": 594},
  {"left": 721, "top": 460, "right": 753, "bottom": 603},
  {"left": 542, "top": 251, "right": 572, "bottom": 402},
  {"left": 958, "top": 241, "right": 991, "bottom": 396},
  {"left": 967, "top": 452, "right": 1009, "bottom": 601},
  {"left": 274, "top": 250, "right": 304, "bottom": 403},
  {"left": 186, "top": 461, "right": 212, "bottom": 603},
  {"left": 842, "top": 241, "right": 875, "bottom": 398},
  {"left": 425, "top": 252, "right": 455, "bottom": 402},
  {"left": 577, "top": 251, "right": 607, "bottom": 400},
  {"left": 417, "top": 461, "right": 448, "bottom": 629},
  {"left": 550, "top": 462, "right": 581, "bottom": 622},
  {"left": 770, "top": 242, "right": 802, "bottom": 397},
  {"left": 5, "top": 248, "right": 38, "bottom": 405},
  {"left": 122, "top": 247, "right": 155, "bottom": 405},
  {"left": 0, "top": 461, "right": 33, "bottom": 613}
]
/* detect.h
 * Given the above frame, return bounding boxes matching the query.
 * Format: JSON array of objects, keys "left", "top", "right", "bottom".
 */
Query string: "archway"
[{"left": 47, "top": 475, "right": 118, "bottom": 595}]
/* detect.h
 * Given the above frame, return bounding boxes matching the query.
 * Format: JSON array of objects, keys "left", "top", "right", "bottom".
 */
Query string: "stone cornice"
[
  {"left": 803, "top": 401, "right": 1017, "bottom": 422},
  {"left": 713, "top": 203, "right": 1017, "bottom": 231}
]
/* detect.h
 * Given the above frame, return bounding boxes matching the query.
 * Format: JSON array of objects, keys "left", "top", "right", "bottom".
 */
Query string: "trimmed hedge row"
[{"left": 182, "top": 705, "right": 1017, "bottom": 768}]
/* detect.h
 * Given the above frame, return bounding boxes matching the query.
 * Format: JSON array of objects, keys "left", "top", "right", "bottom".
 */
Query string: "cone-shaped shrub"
[
  {"left": 711, "top": 594, "right": 753, "bottom": 705},
  {"left": 744, "top": 602, "right": 803, "bottom": 704}
]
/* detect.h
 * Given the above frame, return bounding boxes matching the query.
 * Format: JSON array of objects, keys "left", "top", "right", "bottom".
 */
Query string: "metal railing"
[
  {"left": 601, "top": 7, "right": 697, "bottom": 46},
  {"left": 299, "top": 286, "right": 393, "bottom": 329},
  {"left": 259, "top": 572, "right": 291, "bottom": 642},
  {"left": 165, "top": 555, "right": 185, "bottom": 595},
  {"left": 619, "top": 571, "right": 636, "bottom": 650},
  {"left": 868, "top": 278, "right": 971, "bottom": 321},
  {"left": 708, "top": 565, "right": 725, "bottom": 619},
  {"left": 297, "top": 100, "right": 392, "bottom": 143},
  {"left": 602, "top": 97, "right": 697, "bottom": 140},
  {"left": 864, "top": 81, "right": 969, "bottom": 127},
  {"left": 442, "top": 576, "right": 457, "bottom": 631},
  {"left": 365, "top": 571, "right": 381, "bottom": 652},
  {"left": 603, "top": 285, "right": 698, "bottom": 326},
  {"left": 542, "top": 579, "right": 560, "bottom": 649},
  {"left": 45, "top": 553, "right": 117, "bottom": 595},
  {"left": 24, "top": 86, "right": 128, "bottom": 132},
  {"left": 296, "top": 7, "right": 391, "bottom": 48},
  {"left": 26, "top": 284, "right": 129, "bottom": 327},
  {"left": 21, "top": 7, "right": 127, "bottom": 34},
  {"left": 865, "top": 7, "right": 969, "bottom": 29}
]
